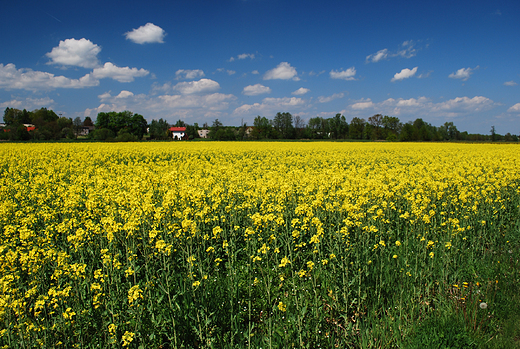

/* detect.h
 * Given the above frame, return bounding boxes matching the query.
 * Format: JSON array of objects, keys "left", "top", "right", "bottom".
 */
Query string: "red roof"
[
  {"left": 169, "top": 127, "right": 186, "bottom": 132},
  {"left": 26, "top": 126, "right": 36, "bottom": 132}
]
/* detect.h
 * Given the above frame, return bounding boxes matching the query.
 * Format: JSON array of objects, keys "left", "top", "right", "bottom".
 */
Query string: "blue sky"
[{"left": 1, "top": 0, "right": 519, "bottom": 134}]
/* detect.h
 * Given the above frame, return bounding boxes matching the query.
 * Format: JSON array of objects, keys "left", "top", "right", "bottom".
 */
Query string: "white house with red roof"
[{"left": 169, "top": 127, "right": 186, "bottom": 140}]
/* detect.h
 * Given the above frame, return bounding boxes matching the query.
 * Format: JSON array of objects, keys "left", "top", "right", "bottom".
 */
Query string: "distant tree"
[
  {"left": 149, "top": 118, "right": 170, "bottom": 140},
  {"left": 175, "top": 119, "right": 186, "bottom": 127},
  {"left": 328, "top": 113, "right": 348, "bottom": 139},
  {"left": 490, "top": 125, "right": 496, "bottom": 142},
  {"left": 73, "top": 117, "right": 83, "bottom": 139},
  {"left": 349, "top": 117, "right": 365, "bottom": 139},
  {"left": 252, "top": 116, "right": 272, "bottom": 139},
  {"left": 83, "top": 116, "right": 94, "bottom": 127},
  {"left": 368, "top": 114, "right": 383, "bottom": 140},
  {"left": 272, "top": 112, "right": 295, "bottom": 139}
]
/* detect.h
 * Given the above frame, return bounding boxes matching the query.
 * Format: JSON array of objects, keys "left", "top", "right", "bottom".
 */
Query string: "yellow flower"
[
  {"left": 395, "top": 241, "right": 401, "bottom": 246},
  {"left": 278, "top": 256, "right": 291, "bottom": 268},
  {"left": 278, "top": 301, "right": 287, "bottom": 312},
  {"left": 192, "top": 281, "right": 201, "bottom": 287},
  {"left": 121, "top": 331, "right": 135, "bottom": 347},
  {"left": 307, "top": 261, "right": 315, "bottom": 270}
]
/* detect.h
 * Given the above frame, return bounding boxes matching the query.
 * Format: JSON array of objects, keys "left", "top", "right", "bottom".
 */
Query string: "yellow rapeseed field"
[{"left": 0, "top": 142, "right": 519, "bottom": 348}]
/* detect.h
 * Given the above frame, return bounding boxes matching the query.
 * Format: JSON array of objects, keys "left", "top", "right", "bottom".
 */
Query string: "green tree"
[
  {"left": 328, "top": 114, "right": 348, "bottom": 139},
  {"left": 349, "top": 117, "right": 365, "bottom": 139}
]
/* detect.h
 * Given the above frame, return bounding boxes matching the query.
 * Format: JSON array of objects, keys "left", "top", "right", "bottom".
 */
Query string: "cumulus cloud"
[
  {"left": 449, "top": 67, "right": 477, "bottom": 81},
  {"left": 46, "top": 38, "right": 101, "bottom": 68},
  {"left": 242, "top": 84, "right": 271, "bottom": 96},
  {"left": 347, "top": 95, "right": 494, "bottom": 118},
  {"left": 507, "top": 103, "right": 520, "bottom": 113},
  {"left": 391, "top": 67, "right": 418, "bottom": 82},
  {"left": 264, "top": 62, "right": 298, "bottom": 80},
  {"left": 330, "top": 67, "right": 356, "bottom": 80},
  {"left": 92, "top": 62, "right": 149, "bottom": 82},
  {"left": 0, "top": 63, "right": 98, "bottom": 91},
  {"left": 351, "top": 99, "right": 375, "bottom": 110},
  {"left": 125, "top": 23, "right": 166, "bottom": 44},
  {"left": 0, "top": 97, "right": 55, "bottom": 110},
  {"left": 318, "top": 93, "right": 344, "bottom": 103},
  {"left": 229, "top": 53, "right": 255, "bottom": 61},
  {"left": 292, "top": 87, "right": 310, "bottom": 95},
  {"left": 173, "top": 78, "right": 220, "bottom": 94},
  {"left": 234, "top": 97, "right": 305, "bottom": 115},
  {"left": 251, "top": 70, "right": 259, "bottom": 75},
  {"left": 175, "top": 69, "right": 205, "bottom": 80},
  {"left": 504, "top": 80, "right": 517, "bottom": 86},
  {"left": 366, "top": 40, "right": 418, "bottom": 63},
  {"left": 85, "top": 91, "right": 236, "bottom": 120},
  {"left": 115, "top": 90, "right": 134, "bottom": 98}
]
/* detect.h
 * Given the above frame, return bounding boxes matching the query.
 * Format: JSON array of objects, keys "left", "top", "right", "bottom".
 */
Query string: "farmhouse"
[
  {"left": 169, "top": 127, "right": 186, "bottom": 140},
  {"left": 197, "top": 129, "right": 210, "bottom": 138}
]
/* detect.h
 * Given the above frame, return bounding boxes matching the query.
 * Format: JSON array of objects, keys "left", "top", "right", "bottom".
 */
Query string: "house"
[
  {"left": 78, "top": 126, "right": 95, "bottom": 136},
  {"left": 169, "top": 127, "right": 186, "bottom": 140},
  {"left": 197, "top": 129, "right": 210, "bottom": 139}
]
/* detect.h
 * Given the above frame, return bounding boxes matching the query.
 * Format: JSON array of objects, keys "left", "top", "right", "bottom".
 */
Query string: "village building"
[{"left": 169, "top": 127, "right": 186, "bottom": 140}]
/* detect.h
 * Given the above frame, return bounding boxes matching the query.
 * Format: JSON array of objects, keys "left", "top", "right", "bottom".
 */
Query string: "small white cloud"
[
  {"left": 264, "top": 62, "right": 298, "bottom": 80},
  {"left": 242, "top": 84, "right": 271, "bottom": 96},
  {"left": 92, "top": 62, "right": 149, "bottom": 82},
  {"left": 292, "top": 87, "right": 310, "bottom": 95},
  {"left": 504, "top": 80, "right": 517, "bottom": 86},
  {"left": 330, "top": 67, "right": 356, "bottom": 80},
  {"left": 252, "top": 70, "right": 259, "bottom": 75},
  {"left": 46, "top": 38, "right": 101, "bottom": 68},
  {"left": 175, "top": 69, "right": 205, "bottom": 80},
  {"left": 125, "top": 23, "right": 166, "bottom": 44},
  {"left": 98, "top": 92, "right": 112, "bottom": 100},
  {"left": 508, "top": 103, "right": 520, "bottom": 112},
  {"left": 391, "top": 67, "right": 418, "bottom": 82},
  {"left": 449, "top": 67, "right": 476, "bottom": 81},
  {"left": 366, "top": 49, "right": 388, "bottom": 63},
  {"left": 318, "top": 93, "right": 344, "bottom": 103},
  {"left": 238, "top": 53, "right": 255, "bottom": 60},
  {"left": 351, "top": 99, "right": 374, "bottom": 110},
  {"left": 115, "top": 90, "right": 134, "bottom": 98},
  {"left": 173, "top": 78, "right": 220, "bottom": 94},
  {"left": 366, "top": 40, "right": 418, "bottom": 63},
  {"left": 227, "top": 70, "right": 236, "bottom": 75}
]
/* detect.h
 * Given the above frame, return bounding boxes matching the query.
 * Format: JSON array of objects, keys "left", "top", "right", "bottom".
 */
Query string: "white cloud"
[
  {"left": 46, "top": 38, "right": 101, "bottom": 68},
  {"left": 92, "top": 62, "right": 149, "bottom": 82},
  {"left": 366, "top": 41, "right": 418, "bottom": 63},
  {"left": 449, "top": 67, "right": 476, "bottom": 81},
  {"left": 252, "top": 70, "right": 259, "bottom": 75},
  {"left": 351, "top": 99, "right": 375, "bottom": 110},
  {"left": 391, "top": 67, "right": 418, "bottom": 82},
  {"left": 504, "top": 80, "right": 517, "bottom": 86},
  {"left": 85, "top": 91, "right": 236, "bottom": 121},
  {"left": 0, "top": 63, "right": 98, "bottom": 91},
  {"left": 330, "top": 67, "right": 356, "bottom": 80},
  {"left": 318, "top": 93, "right": 344, "bottom": 103},
  {"left": 0, "top": 97, "right": 54, "bottom": 110},
  {"left": 175, "top": 69, "right": 205, "bottom": 80},
  {"left": 365, "top": 49, "right": 388, "bottom": 63},
  {"left": 292, "top": 87, "right": 310, "bottom": 95},
  {"left": 173, "top": 78, "right": 220, "bottom": 94},
  {"left": 125, "top": 23, "right": 166, "bottom": 44},
  {"left": 507, "top": 103, "right": 520, "bottom": 113},
  {"left": 227, "top": 70, "right": 236, "bottom": 75},
  {"left": 234, "top": 97, "right": 305, "bottom": 115},
  {"left": 115, "top": 90, "right": 134, "bottom": 98},
  {"left": 347, "top": 95, "right": 493, "bottom": 118},
  {"left": 264, "top": 62, "right": 298, "bottom": 80},
  {"left": 242, "top": 84, "right": 271, "bottom": 96},
  {"left": 238, "top": 53, "right": 255, "bottom": 60}
]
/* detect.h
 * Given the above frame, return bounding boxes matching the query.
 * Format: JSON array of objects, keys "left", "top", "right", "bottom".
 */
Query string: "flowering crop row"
[{"left": 0, "top": 142, "right": 519, "bottom": 348}]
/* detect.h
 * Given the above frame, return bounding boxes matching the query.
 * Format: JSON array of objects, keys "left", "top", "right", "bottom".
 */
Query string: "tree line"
[{"left": 2, "top": 107, "right": 518, "bottom": 142}]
